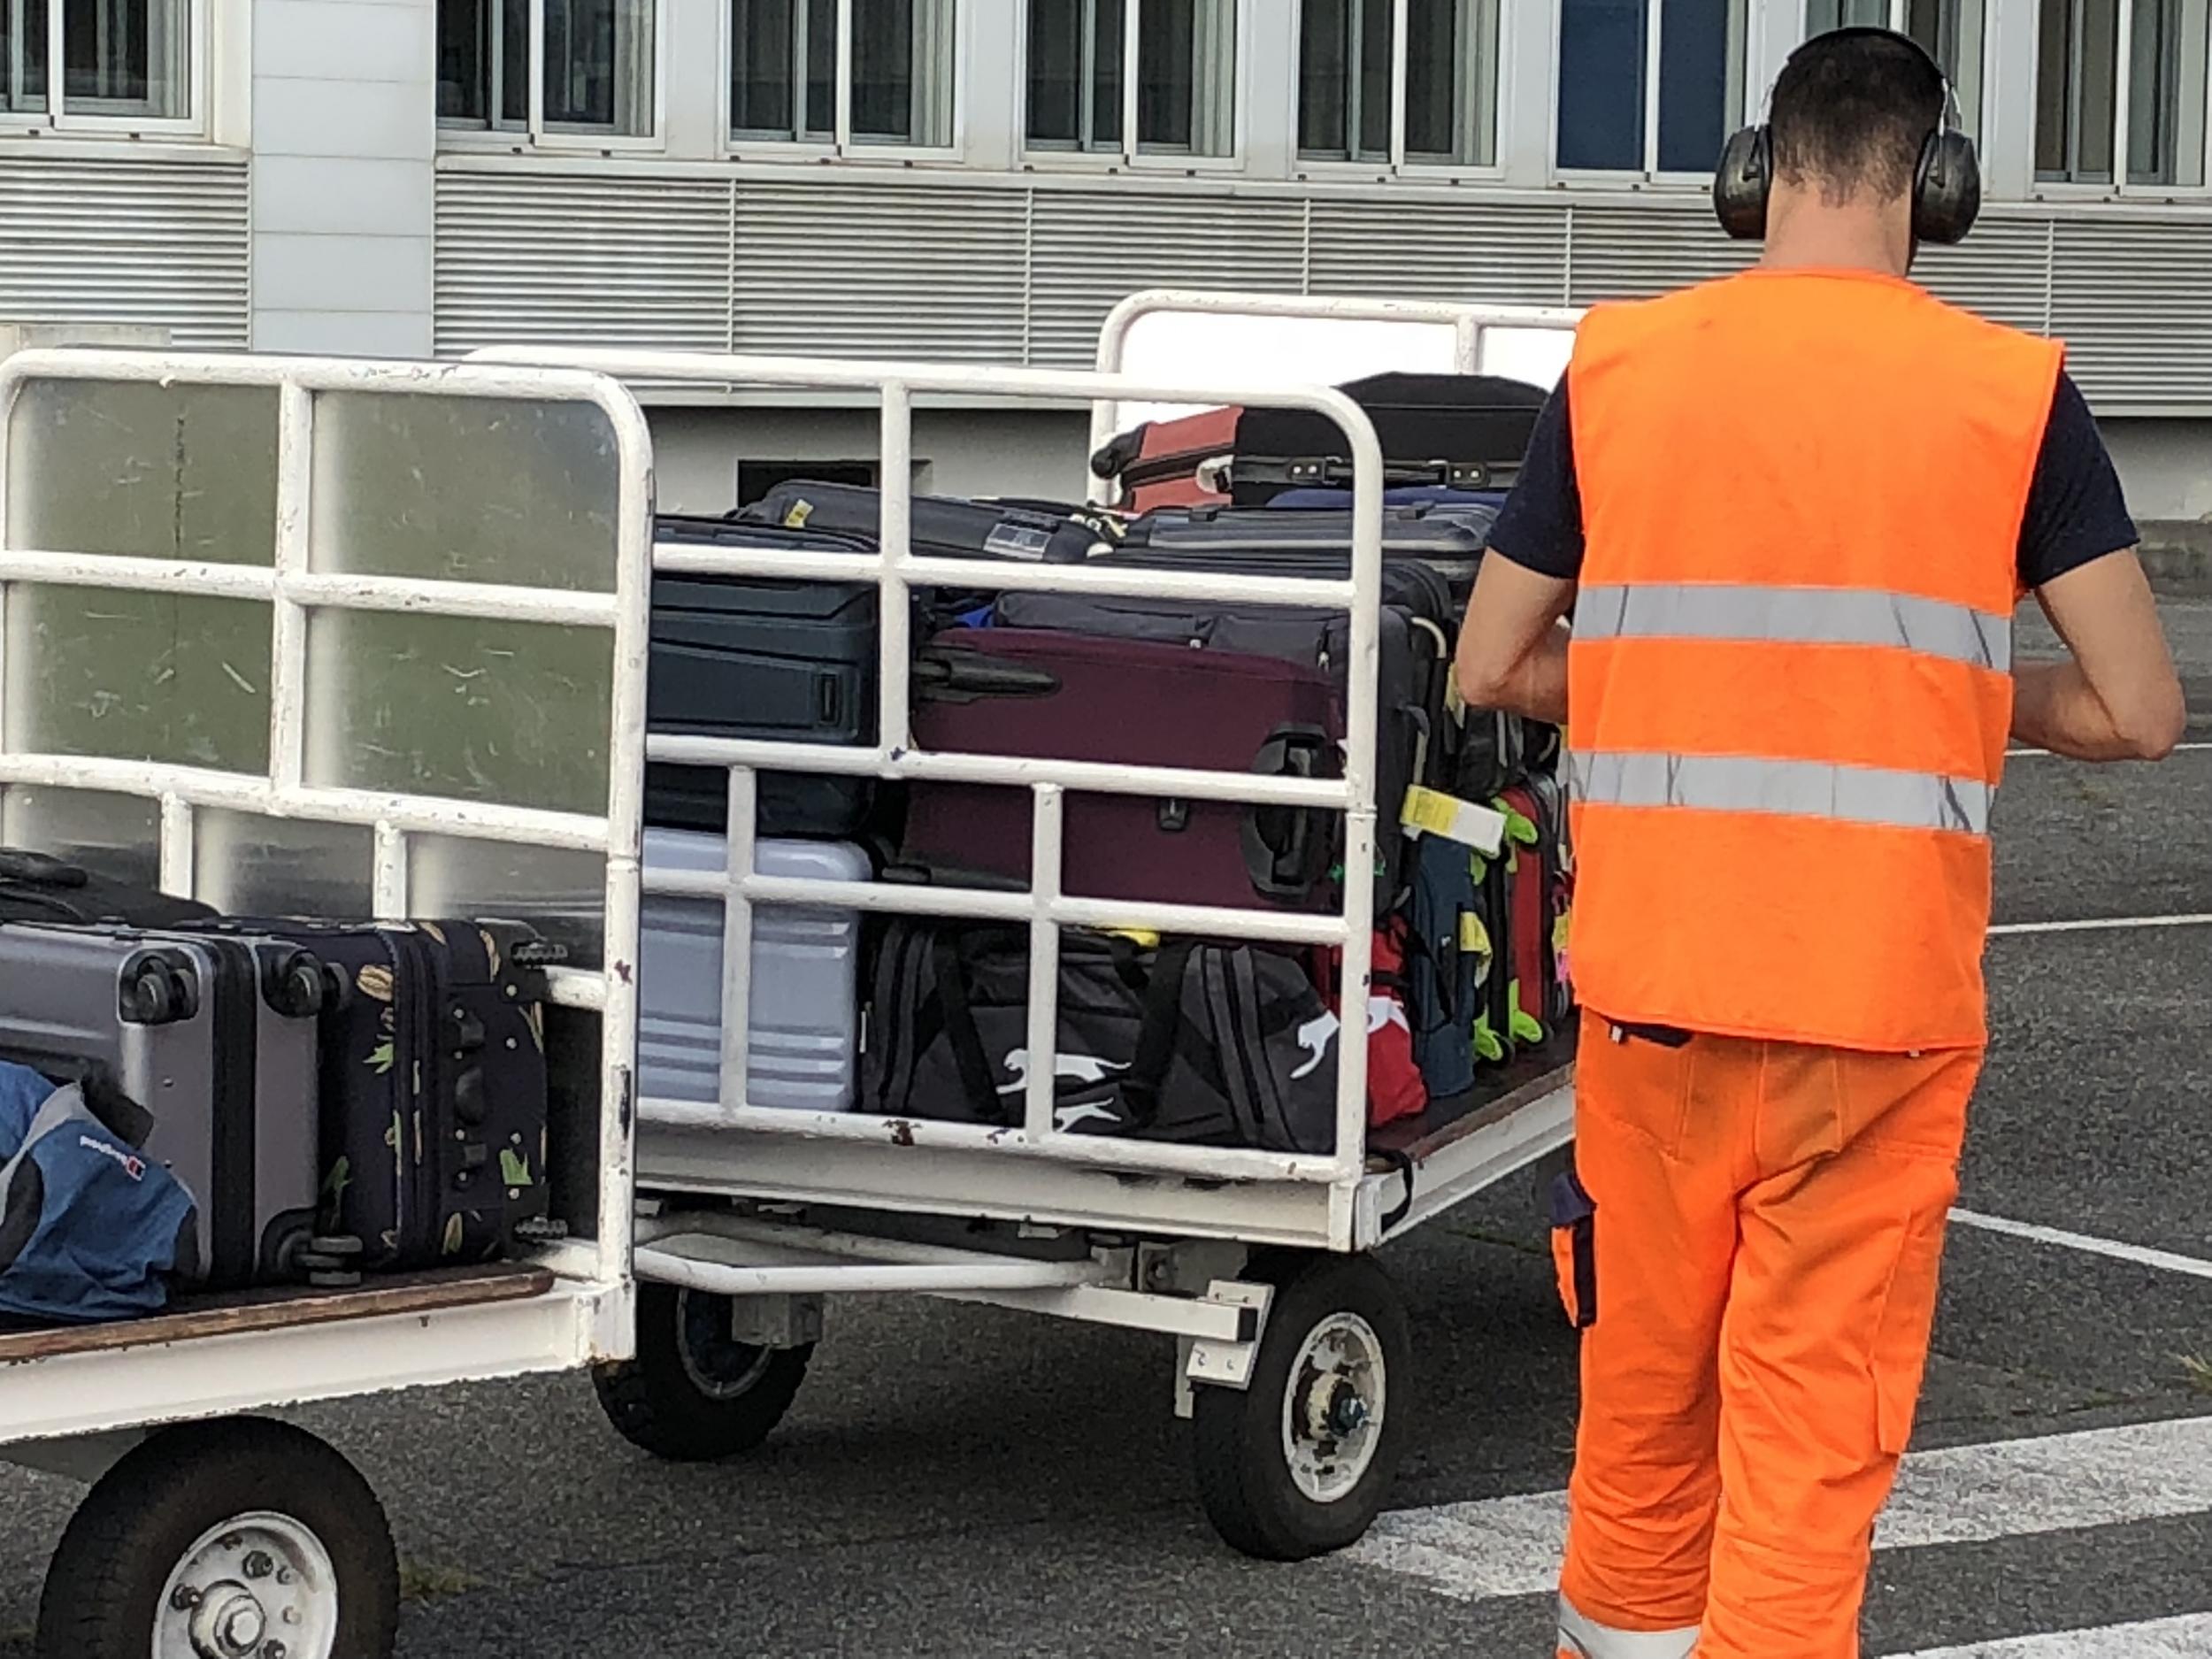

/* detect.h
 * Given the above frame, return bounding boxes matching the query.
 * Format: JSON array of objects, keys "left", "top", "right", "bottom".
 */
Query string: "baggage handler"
[{"left": 1454, "top": 27, "right": 2186, "bottom": 1659}]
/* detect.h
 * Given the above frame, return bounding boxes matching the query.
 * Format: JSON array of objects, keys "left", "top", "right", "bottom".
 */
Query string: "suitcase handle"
[
  {"left": 0, "top": 849, "right": 88, "bottom": 888},
  {"left": 1242, "top": 726, "right": 1335, "bottom": 903},
  {"left": 911, "top": 649, "right": 1061, "bottom": 703}
]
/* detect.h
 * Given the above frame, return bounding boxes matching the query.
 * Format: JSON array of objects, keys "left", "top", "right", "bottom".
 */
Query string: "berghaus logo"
[{"left": 78, "top": 1134, "right": 146, "bottom": 1181}]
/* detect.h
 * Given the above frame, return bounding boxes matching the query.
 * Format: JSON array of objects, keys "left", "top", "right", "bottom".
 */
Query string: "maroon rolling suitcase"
[{"left": 902, "top": 629, "right": 1343, "bottom": 911}]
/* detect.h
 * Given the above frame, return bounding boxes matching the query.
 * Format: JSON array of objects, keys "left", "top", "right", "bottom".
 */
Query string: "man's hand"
[
  {"left": 1456, "top": 552, "right": 1578, "bottom": 725},
  {"left": 2013, "top": 552, "right": 2185, "bottom": 761}
]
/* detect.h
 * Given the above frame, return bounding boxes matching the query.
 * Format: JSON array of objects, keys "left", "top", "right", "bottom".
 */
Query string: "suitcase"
[
  {"left": 1265, "top": 485, "right": 1509, "bottom": 514},
  {"left": 990, "top": 577, "right": 1446, "bottom": 908},
  {"left": 1525, "top": 772, "right": 1577, "bottom": 1027},
  {"left": 901, "top": 629, "right": 1342, "bottom": 912},
  {"left": 741, "top": 480, "right": 1116, "bottom": 564},
  {"left": 639, "top": 829, "right": 870, "bottom": 1112},
  {"left": 209, "top": 918, "right": 557, "bottom": 1271},
  {"left": 0, "top": 922, "right": 330, "bottom": 1288},
  {"left": 1228, "top": 373, "right": 1548, "bottom": 503},
  {"left": 1087, "top": 406, "right": 1240, "bottom": 512},
  {"left": 648, "top": 514, "right": 880, "bottom": 837},
  {"left": 0, "top": 848, "right": 215, "bottom": 930},
  {"left": 1112, "top": 501, "right": 1499, "bottom": 605},
  {"left": 1499, "top": 788, "right": 1552, "bottom": 1048}
]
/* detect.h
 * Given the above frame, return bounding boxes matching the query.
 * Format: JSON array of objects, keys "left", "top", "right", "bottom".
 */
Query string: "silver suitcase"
[{"left": 0, "top": 922, "right": 334, "bottom": 1288}]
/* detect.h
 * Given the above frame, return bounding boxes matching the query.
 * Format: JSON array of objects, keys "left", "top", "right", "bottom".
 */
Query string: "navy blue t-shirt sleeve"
[
  {"left": 2017, "top": 372, "right": 2139, "bottom": 589},
  {"left": 1486, "top": 381, "right": 1585, "bottom": 581}
]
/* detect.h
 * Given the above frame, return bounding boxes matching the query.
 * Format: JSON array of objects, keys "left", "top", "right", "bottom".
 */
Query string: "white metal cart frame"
[
  {"left": 471, "top": 293, "right": 1582, "bottom": 1559},
  {"left": 0, "top": 349, "right": 653, "bottom": 1656}
]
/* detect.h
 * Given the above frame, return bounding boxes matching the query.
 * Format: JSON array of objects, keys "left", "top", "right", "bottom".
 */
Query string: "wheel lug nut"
[
  {"left": 242, "top": 1550, "right": 275, "bottom": 1580},
  {"left": 169, "top": 1585, "right": 201, "bottom": 1610},
  {"left": 275, "top": 1568, "right": 294, "bottom": 1586},
  {"left": 263, "top": 1643, "right": 288, "bottom": 1659}
]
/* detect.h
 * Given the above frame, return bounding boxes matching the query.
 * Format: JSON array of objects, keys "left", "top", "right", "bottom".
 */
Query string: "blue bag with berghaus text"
[{"left": 0, "top": 1059, "right": 197, "bottom": 1325}]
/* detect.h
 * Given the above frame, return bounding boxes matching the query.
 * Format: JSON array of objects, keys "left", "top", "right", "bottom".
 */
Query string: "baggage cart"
[
  {"left": 0, "top": 349, "right": 651, "bottom": 1656},
  {"left": 468, "top": 290, "right": 1583, "bottom": 1563}
]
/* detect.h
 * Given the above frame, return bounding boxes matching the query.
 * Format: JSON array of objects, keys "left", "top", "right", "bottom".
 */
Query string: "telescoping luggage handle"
[{"left": 1241, "top": 725, "right": 1335, "bottom": 903}]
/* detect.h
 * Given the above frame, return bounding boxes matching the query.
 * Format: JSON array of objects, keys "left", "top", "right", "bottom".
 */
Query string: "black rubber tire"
[
  {"left": 35, "top": 1417, "right": 399, "bottom": 1659},
  {"left": 593, "top": 1282, "right": 814, "bottom": 1463},
  {"left": 1190, "top": 1253, "right": 1413, "bottom": 1562}
]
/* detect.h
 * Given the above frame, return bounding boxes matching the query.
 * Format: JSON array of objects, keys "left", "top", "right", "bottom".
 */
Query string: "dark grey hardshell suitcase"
[{"left": 0, "top": 923, "right": 332, "bottom": 1288}]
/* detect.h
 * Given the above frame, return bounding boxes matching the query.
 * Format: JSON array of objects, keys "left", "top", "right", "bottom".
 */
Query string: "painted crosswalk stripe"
[
  {"left": 1892, "top": 1613, "right": 2212, "bottom": 1656},
  {"left": 1349, "top": 1415, "right": 2212, "bottom": 1604}
]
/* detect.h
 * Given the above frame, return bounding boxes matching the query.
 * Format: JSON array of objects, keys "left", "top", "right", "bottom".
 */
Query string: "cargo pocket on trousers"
[
  {"left": 1870, "top": 1207, "right": 1950, "bottom": 1455},
  {"left": 1549, "top": 1171, "right": 1598, "bottom": 1330}
]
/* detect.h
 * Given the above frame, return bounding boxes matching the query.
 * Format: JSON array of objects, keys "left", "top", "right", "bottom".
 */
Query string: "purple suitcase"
[{"left": 902, "top": 629, "right": 1343, "bottom": 911}]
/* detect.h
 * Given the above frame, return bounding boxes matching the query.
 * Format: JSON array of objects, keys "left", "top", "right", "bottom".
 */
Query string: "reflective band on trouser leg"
[
  {"left": 1557, "top": 1596, "right": 1700, "bottom": 1659},
  {"left": 1572, "top": 584, "right": 2012, "bottom": 673},
  {"left": 1571, "top": 751, "right": 1993, "bottom": 837}
]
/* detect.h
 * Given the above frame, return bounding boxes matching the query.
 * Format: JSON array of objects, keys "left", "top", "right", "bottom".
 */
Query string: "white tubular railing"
[
  {"left": 470, "top": 344, "right": 1386, "bottom": 1187},
  {"left": 0, "top": 349, "right": 655, "bottom": 1293},
  {"left": 1087, "top": 288, "right": 1586, "bottom": 505}
]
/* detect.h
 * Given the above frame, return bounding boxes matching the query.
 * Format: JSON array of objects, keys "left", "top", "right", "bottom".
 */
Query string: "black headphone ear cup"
[
  {"left": 1713, "top": 126, "right": 1772, "bottom": 242},
  {"left": 1913, "top": 128, "right": 1982, "bottom": 245}
]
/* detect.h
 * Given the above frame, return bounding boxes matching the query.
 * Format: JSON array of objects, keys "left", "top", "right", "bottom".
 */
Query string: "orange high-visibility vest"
[{"left": 1565, "top": 271, "right": 2062, "bottom": 1051}]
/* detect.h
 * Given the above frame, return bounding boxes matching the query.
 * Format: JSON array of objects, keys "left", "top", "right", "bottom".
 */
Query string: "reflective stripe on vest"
[
  {"left": 1573, "top": 582, "right": 2012, "bottom": 673},
  {"left": 1571, "top": 750, "right": 1993, "bottom": 836},
  {"left": 1556, "top": 1597, "right": 1699, "bottom": 1659}
]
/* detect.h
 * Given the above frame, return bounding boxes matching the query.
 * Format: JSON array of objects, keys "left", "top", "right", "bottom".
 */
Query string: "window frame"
[
  {"left": 438, "top": 0, "right": 667, "bottom": 153},
  {"left": 2033, "top": 0, "right": 2212, "bottom": 195},
  {"left": 1291, "top": 0, "right": 1506, "bottom": 178},
  {"left": 721, "top": 0, "right": 966, "bottom": 161},
  {"left": 1018, "top": 0, "right": 1249, "bottom": 173},
  {"left": 0, "top": 0, "right": 208, "bottom": 136},
  {"left": 1548, "top": 0, "right": 1750, "bottom": 185}
]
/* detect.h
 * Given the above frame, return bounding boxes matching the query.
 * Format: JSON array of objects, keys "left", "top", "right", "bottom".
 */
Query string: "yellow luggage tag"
[
  {"left": 1103, "top": 926, "right": 1161, "bottom": 949},
  {"left": 1459, "top": 911, "right": 1493, "bottom": 956},
  {"left": 1402, "top": 785, "right": 1508, "bottom": 856}
]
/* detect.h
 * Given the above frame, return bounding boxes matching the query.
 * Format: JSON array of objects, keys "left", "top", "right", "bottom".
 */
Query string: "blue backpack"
[{"left": 0, "top": 1059, "right": 197, "bottom": 1325}]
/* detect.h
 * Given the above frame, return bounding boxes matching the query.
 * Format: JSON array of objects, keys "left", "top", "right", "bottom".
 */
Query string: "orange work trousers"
[{"left": 1553, "top": 1010, "right": 1978, "bottom": 1659}]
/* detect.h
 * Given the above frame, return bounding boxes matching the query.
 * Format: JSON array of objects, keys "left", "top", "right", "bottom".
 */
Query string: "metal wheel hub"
[
  {"left": 675, "top": 1289, "right": 774, "bottom": 1401},
  {"left": 1279, "top": 1311, "right": 1386, "bottom": 1505},
  {"left": 156, "top": 1511, "right": 337, "bottom": 1659}
]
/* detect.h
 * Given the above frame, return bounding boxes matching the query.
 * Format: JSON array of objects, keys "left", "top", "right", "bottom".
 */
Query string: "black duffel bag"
[{"left": 859, "top": 922, "right": 1340, "bottom": 1155}]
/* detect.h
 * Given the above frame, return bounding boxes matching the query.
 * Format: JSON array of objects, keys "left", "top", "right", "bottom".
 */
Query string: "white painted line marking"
[
  {"left": 1890, "top": 1612, "right": 2212, "bottom": 1657},
  {"left": 1987, "top": 914, "right": 2212, "bottom": 937},
  {"left": 2005, "top": 741, "right": 2212, "bottom": 757},
  {"left": 1949, "top": 1207, "right": 2212, "bottom": 1282},
  {"left": 1350, "top": 1416, "right": 2212, "bottom": 1604}
]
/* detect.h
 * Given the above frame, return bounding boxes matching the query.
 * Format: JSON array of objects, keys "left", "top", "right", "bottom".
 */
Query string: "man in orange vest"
[{"left": 1455, "top": 27, "right": 2186, "bottom": 1659}]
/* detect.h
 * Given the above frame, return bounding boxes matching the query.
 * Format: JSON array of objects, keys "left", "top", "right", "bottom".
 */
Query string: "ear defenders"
[{"left": 1713, "top": 26, "right": 1980, "bottom": 246}]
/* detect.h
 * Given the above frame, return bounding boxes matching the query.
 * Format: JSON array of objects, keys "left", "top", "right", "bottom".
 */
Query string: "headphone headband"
[{"left": 1712, "top": 25, "right": 1980, "bottom": 247}]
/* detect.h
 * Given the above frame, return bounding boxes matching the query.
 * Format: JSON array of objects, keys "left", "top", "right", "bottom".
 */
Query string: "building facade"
[{"left": 4, "top": 0, "right": 2210, "bottom": 536}]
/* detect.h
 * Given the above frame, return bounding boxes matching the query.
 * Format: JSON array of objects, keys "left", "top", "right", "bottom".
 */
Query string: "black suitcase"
[
  {"left": 1229, "top": 373, "right": 1548, "bottom": 503},
  {"left": 741, "top": 479, "right": 1115, "bottom": 564},
  {"left": 649, "top": 514, "right": 881, "bottom": 836},
  {"left": 0, "top": 848, "right": 215, "bottom": 929},
  {"left": 208, "top": 918, "right": 559, "bottom": 1271},
  {"left": 0, "top": 920, "right": 333, "bottom": 1289},
  {"left": 1110, "top": 501, "right": 1499, "bottom": 604}
]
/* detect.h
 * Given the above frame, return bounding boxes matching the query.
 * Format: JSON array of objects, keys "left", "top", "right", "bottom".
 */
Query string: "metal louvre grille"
[
  {"left": 1307, "top": 198, "right": 1571, "bottom": 307},
  {"left": 433, "top": 172, "right": 732, "bottom": 357},
  {"left": 427, "top": 167, "right": 2212, "bottom": 409},
  {"left": 1023, "top": 190, "right": 1308, "bottom": 366},
  {"left": 1565, "top": 203, "right": 1754, "bottom": 305},
  {"left": 0, "top": 157, "right": 248, "bottom": 347},
  {"left": 2048, "top": 217, "right": 2212, "bottom": 411},
  {"left": 731, "top": 181, "right": 1025, "bottom": 361}
]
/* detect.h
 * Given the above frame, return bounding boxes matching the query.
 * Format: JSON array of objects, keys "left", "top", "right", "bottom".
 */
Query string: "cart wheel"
[
  {"left": 594, "top": 1282, "right": 814, "bottom": 1463},
  {"left": 1190, "top": 1253, "right": 1412, "bottom": 1562},
  {"left": 35, "top": 1417, "right": 399, "bottom": 1659}
]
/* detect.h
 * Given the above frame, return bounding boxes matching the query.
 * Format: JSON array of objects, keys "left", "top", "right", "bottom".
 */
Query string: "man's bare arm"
[
  {"left": 2013, "top": 552, "right": 2185, "bottom": 762},
  {"left": 1455, "top": 553, "right": 1578, "bottom": 726}
]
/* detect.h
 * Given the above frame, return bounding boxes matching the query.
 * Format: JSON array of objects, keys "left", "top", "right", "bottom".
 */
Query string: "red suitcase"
[
  {"left": 1499, "top": 786, "right": 1553, "bottom": 1048},
  {"left": 1088, "top": 407, "right": 1240, "bottom": 512},
  {"left": 902, "top": 629, "right": 1342, "bottom": 911}
]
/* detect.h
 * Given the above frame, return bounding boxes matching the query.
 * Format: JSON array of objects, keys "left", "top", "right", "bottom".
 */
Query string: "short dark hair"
[{"left": 1769, "top": 29, "right": 1944, "bottom": 204}]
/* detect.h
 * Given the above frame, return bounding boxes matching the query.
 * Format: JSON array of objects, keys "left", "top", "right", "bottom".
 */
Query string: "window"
[
  {"left": 439, "top": 0, "right": 657, "bottom": 139},
  {"left": 1298, "top": 0, "right": 1500, "bottom": 167},
  {"left": 730, "top": 0, "right": 956, "bottom": 149},
  {"left": 1805, "top": 2, "right": 1985, "bottom": 138},
  {"left": 2036, "top": 0, "right": 2211, "bottom": 185},
  {"left": 1, "top": 0, "right": 192, "bottom": 122},
  {"left": 1026, "top": 0, "right": 1237, "bottom": 159},
  {"left": 1556, "top": 0, "right": 1747, "bottom": 174}
]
